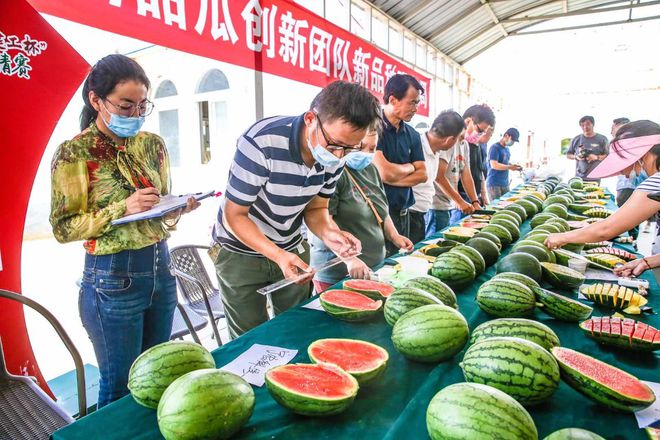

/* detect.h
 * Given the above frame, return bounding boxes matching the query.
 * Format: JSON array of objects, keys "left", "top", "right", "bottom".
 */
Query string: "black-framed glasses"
[
  {"left": 104, "top": 98, "right": 154, "bottom": 117},
  {"left": 316, "top": 115, "right": 363, "bottom": 153}
]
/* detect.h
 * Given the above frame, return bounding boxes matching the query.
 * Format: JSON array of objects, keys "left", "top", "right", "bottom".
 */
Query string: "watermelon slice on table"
[
  {"left": 342, "top": 279, "right": 395, "bottom": 300},
  {"left": 319, "top": 290, "right": 382, "bottom": 322},
  {"left": 551, "top": 347, "right": 656, "bottom": 412},
  {"left": 460, "top": 221, "right": 488, "bottom": 229},
  {"left": 265, "top": 363, "right": 359, "bottom": 416},
  {"left": 579, "top": 316, "right": 660, "bottom": 351},
  {"left": 308, "top": 338, "right": 389, "bottom": 385}
]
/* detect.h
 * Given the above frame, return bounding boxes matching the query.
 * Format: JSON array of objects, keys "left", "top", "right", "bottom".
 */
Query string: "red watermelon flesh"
[
  {"left": 342, "top": 279, "right": 395, "bottom": 299},
  {"left": 308, "top": 339, "right": 388, "bottom": 374},
  {"left": 267, "top": 364, "right": 357, "bottom": 399},
  {"left": 580, "top": 317, "right": 660, "bottom": 349},
  {"left": 461, "top": 221, "right": 487, "bottom": 229},
  {"left": 552, "top": 347, "right": 655, "bottom": 405},
  {"left": 320, "top": 290, "right": 382, "bottom": 310}
]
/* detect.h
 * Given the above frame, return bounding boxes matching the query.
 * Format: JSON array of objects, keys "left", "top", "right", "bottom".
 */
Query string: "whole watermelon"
[
  {"left": 158, "top": 369, "right": 255, "bottom": 440},
  {"left": 430, "top": 252, "right": 476, "bottom": 290},
  {"left": 128, "top": 341, "right": 216, "bottom": 408}
]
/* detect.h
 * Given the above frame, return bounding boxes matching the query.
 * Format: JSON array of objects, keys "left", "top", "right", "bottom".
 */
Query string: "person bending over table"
[
  {"left": 50, "top": 54, "right": 199, "bottom": 408},
  {"left": 211, "top": 81, "right": 381, "bottom": 339},
  {"left": 309, "top": 126, "right": 414, "bottom": 293},
  {"left": 545, "top": 120, "right": 660, "bottom": 277}
]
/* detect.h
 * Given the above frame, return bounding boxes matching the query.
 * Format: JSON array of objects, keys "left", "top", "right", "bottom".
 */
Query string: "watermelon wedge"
[
  {"left": 308, "top": 338, "right": 389, "bottom": 385},
  {"left": 460, "top": 221, "right": 488, "bottom": 229},
  {"left": 579, "top": 317, "right": 660, "bottom": 352},
  {"left": 319, "top": 290, "right": 382, "bottom": 322},
  {"left": 551, "top": 347, "right": 656, "bottom": 412},
  {"left": 265, "top": 363, "right": 359, "bottom": 416},
  {"left": 342, "top": 279, "right": 395, "bottom": 300}
]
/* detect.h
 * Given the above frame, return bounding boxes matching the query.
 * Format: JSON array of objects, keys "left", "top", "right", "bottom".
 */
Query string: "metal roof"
[{"left": 365, "top": 0, "right": 660, "bottom": 64}]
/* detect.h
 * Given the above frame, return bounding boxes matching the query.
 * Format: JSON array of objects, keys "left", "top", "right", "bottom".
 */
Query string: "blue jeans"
[
  {"left": 79, "top": 241, "right": 177, "bottom": 408},
  {"left": 450, "top": 209, "right": 466, "bottom": 225},
  {"left": 425, "top": 210, "right": 451, "bottom": 236}
]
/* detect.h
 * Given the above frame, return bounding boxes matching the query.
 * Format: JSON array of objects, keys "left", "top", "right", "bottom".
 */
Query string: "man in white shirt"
[{"left": 409, "top": 111, "right": 466, "bottom": 243}]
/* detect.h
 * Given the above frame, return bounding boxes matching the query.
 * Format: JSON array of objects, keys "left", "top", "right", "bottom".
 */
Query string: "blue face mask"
[
  {"left": 506, "top": 140, "right": 514, "bottom": 147},
  {"left": 101, "top": 102, "right": 145, "bottom": 138},
  {"left": 307, "top": 128, "right": 342, "bottom": 168},
  {"left": 345, "top": 152, "right": 374, "bottom": 170}
]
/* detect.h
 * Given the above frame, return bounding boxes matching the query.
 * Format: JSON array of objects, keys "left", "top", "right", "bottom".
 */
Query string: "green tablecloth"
[{"left": 53, "top": 194, "right": 659, "bottom": 440}]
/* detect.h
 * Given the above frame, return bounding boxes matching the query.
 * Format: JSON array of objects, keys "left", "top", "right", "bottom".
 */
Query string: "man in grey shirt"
[{"left": 566, "top": 115, "right": 609, "bottom": 183}]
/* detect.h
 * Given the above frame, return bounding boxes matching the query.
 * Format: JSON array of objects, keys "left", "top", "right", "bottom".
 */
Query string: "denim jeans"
[
  {"left": 450, "top": 208, "right": 467, "bottom": 225},
  {"left": 79, "top": 241, "right": 177, "bottom": 408},
  {"left": 425, "top": 210, "right": 451, "bottom": 236}
]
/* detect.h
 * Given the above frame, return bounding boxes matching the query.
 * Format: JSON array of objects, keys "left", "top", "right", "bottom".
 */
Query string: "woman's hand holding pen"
[{"left": 125, "top": 187, "right": 160, "bottom": 215}]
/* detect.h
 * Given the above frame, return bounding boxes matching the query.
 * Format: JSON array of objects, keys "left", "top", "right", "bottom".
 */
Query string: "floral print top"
[{"left": 50, "top": 123, "right": 171, "bottom": 255}]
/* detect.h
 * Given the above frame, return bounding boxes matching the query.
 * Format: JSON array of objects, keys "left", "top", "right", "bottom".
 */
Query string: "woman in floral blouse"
[{"left": 50, "top": 54, "right": 197, "bottom": 408}]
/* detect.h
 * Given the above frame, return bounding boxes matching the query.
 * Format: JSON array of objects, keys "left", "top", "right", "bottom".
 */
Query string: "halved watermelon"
[
  {"left": 319, "top": 290, "right": 382, "bottom": 322},
  {"left": 342, "top": 279, "right": 395, "bottom": 300},
  {"left": 461, "top": 221, "right": 488, "bottom": 229},
  {"left": 265, "top": 363, "right": 359, "bottom": 416},
  {"left": 308, "top": 339, "right": 389, "bottom": 385},
  {"left": 551, "top": 347, "right": 656, "bottom": 412}
]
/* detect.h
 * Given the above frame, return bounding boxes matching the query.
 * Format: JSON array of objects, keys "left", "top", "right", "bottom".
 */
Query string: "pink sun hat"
[{"left": 588, "top": 134, "right": 660, "bottom": 179}]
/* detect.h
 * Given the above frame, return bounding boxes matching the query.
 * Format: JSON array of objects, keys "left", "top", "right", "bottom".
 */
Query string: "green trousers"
[{"left": 213, "top": 241, "right": 311, "bottom": 340}]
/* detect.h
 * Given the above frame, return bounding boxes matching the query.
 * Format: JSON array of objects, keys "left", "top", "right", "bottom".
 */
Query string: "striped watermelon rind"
[
  {"left": 449, "top": 245, "right": 486, "bottom": 276},
  {"left": 384, "top": 287, "right": 444, "bottom": 326},
  {"left": 265, "top": 363, "right": 359, "bottom": 416},
  {"left": 319, "top": 290, "right": 382, "bottom": 322},
  {"left": 543, "top": 428, "right": 605, "bottom": 439},
  {"left": 491, "top": 272, "right": 540, "bottom": 291},
  {"left": 470, "top": 318, "right": 560, "bottom": 351},
  {"left": 496, "top": 253, "right": 542, "bottom": 282},
  {"left": 465, "top": 237, "right": 500, "bottom": 267},
  {"left": 402, "top": 276, "right": 458, "bottom": 309},
  {"left": 308, "top": 338, "right": 389, "bottom": 385},
  {"left": 579, "top": 317, "right": 660, "bottom": 352},
  {"left": 551, "top": 347, "right": 656, "bottom": 412},
  {"left": 533, "top": 286, "right": 593, "bottom": 322},
  {"left": 481, "top": 224, "right": 513, "bottom": 247},
  {"left": 476, "top": 279, "right": 536, "bottom": 318},
  {"left": 157, "top": 369, "right": 254, "bottom": 440},
  {"left": 430, "top": 252, "right": 476, "bottom": 290},
  {"left": 392, "top": 304, "right": 469, "bottom": 363},
  {"left": 426, "top": 382, "right": 538, "bottom": 440},
  {"left": 342, "top": 279, "right": 395, "bottom": 300},
  {"left": 540, "top": 262, "right": 585, "bottom": 289},
  {"left": 128, "top": 341, "right": 216, "bottom": 409},
  {"left": 461, "top": 337, "right": 560, "bottom": 405}
]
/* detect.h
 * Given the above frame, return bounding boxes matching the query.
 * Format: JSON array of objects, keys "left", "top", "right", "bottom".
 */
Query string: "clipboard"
[{"left": 111, "top": 190, "right": 215, "bottom": 226}]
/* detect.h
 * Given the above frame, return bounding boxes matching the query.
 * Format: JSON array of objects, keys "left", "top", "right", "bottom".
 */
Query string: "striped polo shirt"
[{"left": 213, "top": 114, "right": 344, "bottom": 255}]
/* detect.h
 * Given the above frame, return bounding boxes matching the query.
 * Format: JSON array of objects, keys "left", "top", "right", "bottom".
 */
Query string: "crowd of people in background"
[{"left": 49, "top": 55, "right": 660, "bottom": 407}]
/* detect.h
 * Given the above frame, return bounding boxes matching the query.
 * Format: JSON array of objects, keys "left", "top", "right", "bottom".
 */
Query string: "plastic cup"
[{"left": 568, "top": 258, "right": 588, "bottom": 274}]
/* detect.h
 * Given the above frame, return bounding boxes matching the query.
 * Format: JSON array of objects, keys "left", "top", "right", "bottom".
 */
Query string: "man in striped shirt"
[{"left": 212, "top": 81, "right": 382, "bottom": 339}]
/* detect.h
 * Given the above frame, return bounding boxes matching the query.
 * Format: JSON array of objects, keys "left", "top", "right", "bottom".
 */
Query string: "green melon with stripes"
[
  {"left": 543, "top": 194, "right": 571, "bottom": 208},
  {"left": 403, "top": 276, "right": 458, "bottom": 309},
  {"left": 384, "top": 287, "right": 444, "bottom": 326},
  {"left": 551, "top": 347, "right": 656, "bottom": 412},
  {"left": 265, "top": 363, "right": 359, "bottom": 416},
  {"left": 430, "top": 252, "right": 476, "bottom": 290},
  {"left": 496, "top": 253, "right": 542, "bottom": 282},
  {"left": 512, "top": 239, "right": 548, "bottom": 251},
  {"left": 492, "top": 211, "right": 521, "bottom": 227},
  {"left": 515, "top": 199, "right": 538, "bottom": 217},
  {"left": 544, "top": 428, "right": 606, "bottom": 440},
  {"left": 426, "top": 382, "right": 538, "bottom": 440},
  {"left": 512, "top": 245, "right": 555, "bottom": 263},
  {"left": 533, "top": 223, "right": 563, "bottom": 234},
  {"left": 530, "top": 212, "right": 558, "bottom": 229},
  {"left": 476, "top": 279, "right": 536, "bottom": 317},
  {"left": 522, "top": 194, "right": 544, "bottom": 211},
  {"left": 158, "top": 369, "right": 254, "bottom": 440},
  {"left": 470, "top": 318, "right": 560, "bottom": 351},
  {"left": 481, "top": 224, "right": 513, "bottom": 247},
  {"left": 465, "top": 237, "right": 500, "bottom": 267},
  {"left": 525, "top": 231, "right": 550, "bottom": 244},
  {"left": 547, "top": 217, "right": 570, "bottom": 232},
  {"left": 544, "top": 203, "right": 568, "bottom": 219},
  {"left": 473, "top": 231, "right": 502, "bottom": 249},
  {"left": 461, "top": 337, "right": 560, "bottom": 405},
  {"left": 491, "top": 272, "right": 539, "bottom": 291},
  {"left": 533, "top": 286, "right": 593, "bottom": 322},
  {"left": 128, "top": 341, "right": 216, "bottom": 409},
  {"left": 391, "top": 304, "right": 469, "bottom": 363},
  {"left": 540, "top": 262, "right": 585, "bottom": 289},
  {"left": 489, "top": 217, "right": 520, "bottom": 241},
  {"left": 504, "top": 204, "right": 527, "bottom": 222},
  {"left": 449, "top": 245, "right": 486, "bottom": 276}
]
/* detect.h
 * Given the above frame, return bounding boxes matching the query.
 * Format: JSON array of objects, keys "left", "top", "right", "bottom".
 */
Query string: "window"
[
  {"left": 197, "top": 69, "right": 229, "bottom": 93},
  {"left": 371, "top": 11, "right": 388, "bottom": 49},
  {"left": 155, "top": 80, "right": 177, "bottom": 98},
  {"left": 325, "top": 0, "right": 349, "bottom": 30},
  {"left": 427, "top": 49, "right": 435, "bottom": 75},
  {"left": 159, "top": 110, "right": 180, "bottom": 167},
  {"left": 350, "top": 1, "right": 370, "bottom": 40},
  {"left": 403, "top": 34, "right": 415, "bottom": 64},
  {"left": 436, "top": 57, "right": 446, "bottom": 81},
  {"left": 389, "top": 25, "right": 403, "bottom": 57},
  {"left": 416, "top": 41, "right": 426, "bottom": 70}
]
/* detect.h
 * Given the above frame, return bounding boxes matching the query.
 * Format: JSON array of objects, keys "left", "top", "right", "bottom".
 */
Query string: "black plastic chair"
[
  {"left": 0, "top": 289, "right": 87, "bottom": 440},
  {"left": 170, "top": 303, "right": 208, "bottom": 344},
  {"left": 169, "top": 245, "right": 224, "bottom": 345}
]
